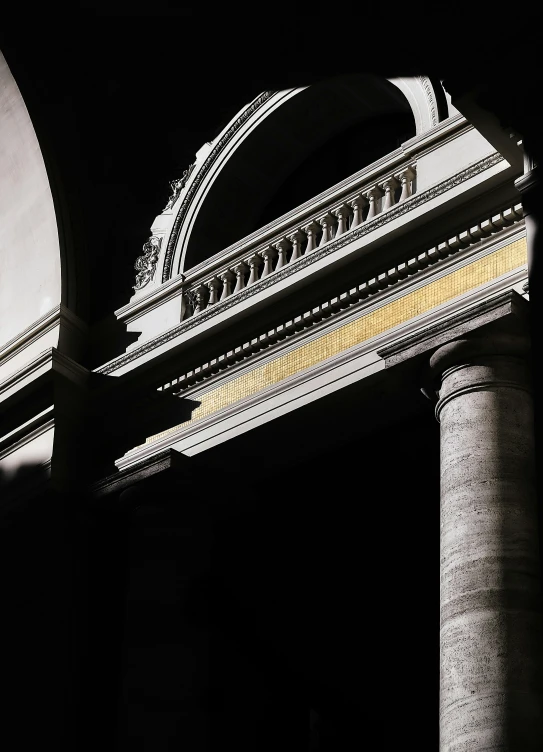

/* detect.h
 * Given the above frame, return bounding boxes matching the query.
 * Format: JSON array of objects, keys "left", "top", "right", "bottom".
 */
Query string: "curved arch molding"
[{"left": 160, "top": 77, "right": 440, "bottom": 284}]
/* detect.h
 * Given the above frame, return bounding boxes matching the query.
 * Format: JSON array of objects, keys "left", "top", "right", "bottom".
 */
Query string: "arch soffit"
[{"left": 158, "top": 76, "right": 440, "bottom": 283}]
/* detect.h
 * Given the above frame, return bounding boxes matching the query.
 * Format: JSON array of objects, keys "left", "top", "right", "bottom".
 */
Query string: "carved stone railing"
[{"left": 179, "top": 161, "right": 417, "bottom": 320}]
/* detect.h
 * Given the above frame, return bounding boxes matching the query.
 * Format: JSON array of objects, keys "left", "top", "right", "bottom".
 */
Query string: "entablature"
[{"left": 113, "top": 204, "right": 528, "bottom": 470}]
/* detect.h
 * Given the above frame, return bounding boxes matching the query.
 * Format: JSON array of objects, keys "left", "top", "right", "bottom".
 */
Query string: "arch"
[
  {"left": 0, "top": 49, "right": 62, "bottom": 348},
  {"left": 156, "top": 76, "right": 440, "bottom": 284},
  {"left": 388, "top": 76, "right": 440, "bottom": 134}
]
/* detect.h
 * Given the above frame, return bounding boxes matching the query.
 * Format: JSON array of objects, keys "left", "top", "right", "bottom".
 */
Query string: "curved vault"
[{"left": 149, "top": 75, "right": 442, "bottom": 288}]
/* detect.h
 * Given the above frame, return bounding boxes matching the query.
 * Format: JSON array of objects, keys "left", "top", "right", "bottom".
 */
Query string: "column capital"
[
  {"left": 378, "top": 289, "right": 529, "bottom": 369},
  {"left": 429, "top": 330, "right": 531, "bottom": 379},
  {"left": 430, "top": 331, "right": 532, "bottom": 423}
]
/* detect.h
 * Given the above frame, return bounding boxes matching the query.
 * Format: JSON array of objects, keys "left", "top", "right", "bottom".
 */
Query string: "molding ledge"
[
  {"left": 0, "top": 347, "right": 90, "bottom": 408},
  {"left": 377, "top": 289, "right": 529, "bottom": 368},
  {"left": 514, "top": 166, "right": 540, "bottom": 196},
  {"left": 89, "top": 448, "right": 187, "bottom": 499},
  {"left": 0, "top": 304, "right": 87, "bottom": 367}
]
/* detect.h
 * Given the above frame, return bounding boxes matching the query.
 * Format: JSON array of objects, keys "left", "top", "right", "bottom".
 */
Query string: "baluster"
[
  {"left": 181, "top": 291, "right": 191, "bottom": 320},
  {"left": 288, "top": 229, "right": 305, "bottom": 261},
  {"left": 332, "top": 204, "right": 351, "bottom": 237},
  {"left": 397, "top": 166, "right": 416, "bottom": 202},
  {"left": 259, "top": 245, "right": 277, "bottom": 277},
  {"left": 364, "top": 185, "right": 383, "bottom": 221},
  {"left": 380, "top": 176, "right": 400, "bottom": 211},
  {"left": 274, "top": 238, "right": 290, "bottom": 271},
  {"left": 246, "top": 254, "right": 263, "bottom": 285},
  {"left": 219, "top": 270, "right": 235, "bottom": 300},
  {"left": 192, "top": 284, "right": 208, "bottom": 314},
  {"left": 318, "top": 212, "right": 336, "bottom": 246},
  {"left": 233, "top": 262, "right": 248, "bottom": 293},
  {"left": 348, "top": 195, "right": 366, "bottom": 229},
  {"left": 207, "top": 277, "right": 221, "bottom": 306},
  {"left": 303, "top": 221, "right": 320, "bottom": 254}
]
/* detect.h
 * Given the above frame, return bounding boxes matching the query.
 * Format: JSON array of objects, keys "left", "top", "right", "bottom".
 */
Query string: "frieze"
[
  {"left": 133, "top": 236, "right": 162, "bottom": 291},
  {"left": 100, "top": 152, "right": 505, "bottom": 374},
  {"left": 161, "top": 91, "right": 275, "bottom": 282}
]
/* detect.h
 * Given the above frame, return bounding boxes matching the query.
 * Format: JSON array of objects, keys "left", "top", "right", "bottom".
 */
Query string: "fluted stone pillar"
[{"left": 431, "top": 331, "right": 543, "bottom": 751}]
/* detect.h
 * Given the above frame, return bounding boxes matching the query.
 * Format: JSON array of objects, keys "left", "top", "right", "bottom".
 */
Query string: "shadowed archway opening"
[{"left": 180, "top": 74, "right": 416, "bottom": 272}]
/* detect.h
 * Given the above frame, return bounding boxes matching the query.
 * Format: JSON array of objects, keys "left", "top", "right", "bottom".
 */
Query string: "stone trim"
[
  {"left": 0, "top": 348, "right": 90, "bottom": 408},
  {"left": 377, "top": 289, "right": 529, "bottom": 367},
  {"left": 89, "top": 447, "right": 186, "bottom": 498},
  {"left": 0, "top": 304, "right": 87, "bottom": 367},
  {"left": 0, "top": 407, "right": 55, "bottom": 460},
  {"left": 98, "top": 152, "right": 505, "bottom": 376}
]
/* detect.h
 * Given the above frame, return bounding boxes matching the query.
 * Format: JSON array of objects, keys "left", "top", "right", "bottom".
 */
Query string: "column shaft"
[{"left": 433, "top": 338, "right": 543, "bottom": 751}]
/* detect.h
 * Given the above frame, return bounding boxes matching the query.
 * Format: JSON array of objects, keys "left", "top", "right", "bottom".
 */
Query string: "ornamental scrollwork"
[
  {"left": 163, "top": 163, "right": 196, "bottom": 211},
  {"left": 133, "top": 235, "right": 162, "bottom": 291}
]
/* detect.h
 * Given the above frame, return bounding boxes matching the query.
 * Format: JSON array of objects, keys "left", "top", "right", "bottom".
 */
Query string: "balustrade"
[{"left": 180, "top": 161, "right": 417, "bottom": 320}]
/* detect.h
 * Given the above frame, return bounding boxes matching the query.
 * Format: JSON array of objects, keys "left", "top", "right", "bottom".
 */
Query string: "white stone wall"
[{"left": 0, "top": 50, "right": 61, "bottom": 349}]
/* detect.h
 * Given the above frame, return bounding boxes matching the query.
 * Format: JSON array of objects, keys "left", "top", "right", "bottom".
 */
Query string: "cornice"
[
  {"left": 115, "top": 272, "right": 185, "bottom": 322},
  {"left": 98, "top": 151, "right": 505, "bottom": 376},
  {"left": 0, "top": 406, "right": 55, "bottom": 460},
  {"left": 377, "top": 289, "right": 528, "bottom": 367},
  {"left": 0, "top": 347, "right": 90, "bottom": 406},
  {"left": 514, "top": 166, "right": 541, "bottom": 196},
  {"left": 0, "top": 304, "right": 88, "bottom": 368},
  {"left": 89, "top": 447, "right": 186, "bottom": 498},
  {"left": 400, "top": 113, "right": 467, "bottom": 158}
]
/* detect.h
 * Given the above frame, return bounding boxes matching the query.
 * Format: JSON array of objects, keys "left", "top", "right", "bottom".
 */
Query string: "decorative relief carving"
[
  {"left": 133, "top": 236, "right": 162, "bottom": 291},
  {"left": 417, "top": 76, "right": 438, "bottom": 127},
  {"left": 101, "top": 153, "right": 505, "bottom": 374},
  {"left": 162, "top": 91, "right": 275, "bottom": 282},
  {"left": 163, "top": 163, "right": 196, "bottom": 211}
]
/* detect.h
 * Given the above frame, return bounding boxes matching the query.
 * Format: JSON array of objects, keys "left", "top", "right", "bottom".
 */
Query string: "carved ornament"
[
  {"left": 163, "top": 163, "right": 196, "bottom": 211},
  {"left": 134, "top": 236, "right": 162, "bottom": 291}
]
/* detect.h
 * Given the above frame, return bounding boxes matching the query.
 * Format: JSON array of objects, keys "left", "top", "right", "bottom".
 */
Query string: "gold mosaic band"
[{"left": 145, "top": 237, "right": 527, "bottom": 444}]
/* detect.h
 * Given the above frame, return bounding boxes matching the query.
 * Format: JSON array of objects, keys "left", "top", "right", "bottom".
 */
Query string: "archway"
[{"left": 161, "top": 75, "right": 441, "bottom": 280}]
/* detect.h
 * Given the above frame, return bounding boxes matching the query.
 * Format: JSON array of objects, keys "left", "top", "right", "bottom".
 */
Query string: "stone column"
[{"left": 430, "top": 330, "right": 543, "bottom": 751}]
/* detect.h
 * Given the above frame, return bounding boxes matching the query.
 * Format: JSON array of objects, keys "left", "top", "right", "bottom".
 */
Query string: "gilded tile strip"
[{"left": 146, "top": 238, "right": 527, "bottom": 443}]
